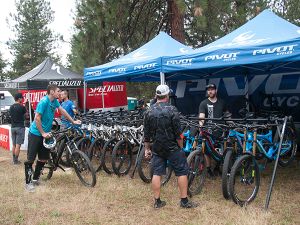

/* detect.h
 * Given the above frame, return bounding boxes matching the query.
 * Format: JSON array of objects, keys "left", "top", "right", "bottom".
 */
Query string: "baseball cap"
[
  {"left": 14, "top": 92, "right": 24, "bottom": 99},
  {"left": 156, "top": 84, "right": 173, "bottom": 96},
  {"left": 206, "top": 83, "right": 216, "bottom": 90}
]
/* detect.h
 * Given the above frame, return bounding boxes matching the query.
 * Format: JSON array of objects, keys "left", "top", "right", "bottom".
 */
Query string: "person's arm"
[
  {"left": 199, "top": 113, "right": 205, "bottom": 126},
  {"left": 34, "top": 112, "right": 50, "bottom": 138},
  {"left": 177, "top": 138, "right": 183, "bottom": 149},
  {"left": 58, "top": 106, "right": 81, "bottom": 125}
]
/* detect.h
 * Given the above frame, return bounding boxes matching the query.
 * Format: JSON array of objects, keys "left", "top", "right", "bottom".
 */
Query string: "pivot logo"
[
  {"left": 166, "top": 58, "right": 195, "bottom": 66},
  {"left": 179, "top": 48, "right": 189, "bottom": 53},
  {"left": 253, "top": 44, "right": 298, "bottom": 55},
  {"left": 132, "top": 49, "right": 147, "bottom": 58},
  {"left": 86, "top": 71, "right": 102, "bottom": 76},
  {"left": 232, "top": 31, "right": 256, "bottom": 42},
  {"left": 134, "top": 63, "right": 158, "bottom": 70},
  {"left": 108, "top": 68, "right": 126, "bottom": 73},
  {"left": 51, "top": 64, "right": 63, "bottom": 75},
  {"left": 207, "top": 31, "right": 270, "bottom": 49},
  {"left": 205, "top": 52, "right": 240, "bottom": 61}
]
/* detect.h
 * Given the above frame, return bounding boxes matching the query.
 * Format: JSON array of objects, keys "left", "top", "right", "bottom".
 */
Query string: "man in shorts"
[
  {"left": 9, "top": 92, "right": 28, "bottom": 165},
  {"left": 60, "top": 90, "right": 77, "bottom": 131},
  {"left": 199, "top": 83, "right": 229, "bottom": 179},
  {"left": 24, "top": 84, "right": 81, "bottom": 192},
  {"left": 144, "top": 84, "right": 199, "bottom": 209}
]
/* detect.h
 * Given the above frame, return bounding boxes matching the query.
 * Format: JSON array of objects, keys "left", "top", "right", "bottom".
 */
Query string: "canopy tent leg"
[
  {"left": 160, "top": 72, "right": 165, "bottom": 84},
  {"left": 84, "top": 81, "right": 86, "bottom": 114},
  {"left": 28, "top": 90, "right": 32, "bottom": 124},
  {"left": 102, "top": 86, "right": 105, "bottom": 111}
]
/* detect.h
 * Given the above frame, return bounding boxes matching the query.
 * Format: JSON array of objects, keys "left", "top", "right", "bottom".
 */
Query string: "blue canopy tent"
[
  {"left": 84, "top": 31, "right": 193, "bottom": 83},
  {"left": 162, "top": 9, "right": 300, "bottom": 81}
]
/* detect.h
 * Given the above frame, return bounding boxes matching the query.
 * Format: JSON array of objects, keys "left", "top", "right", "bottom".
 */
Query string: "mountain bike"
[
  {"left": 228, "top": 119, "right": 297, "bottom": 206},
  {"left": 40, "top": 127, "right": 96, "bottom": 187}
]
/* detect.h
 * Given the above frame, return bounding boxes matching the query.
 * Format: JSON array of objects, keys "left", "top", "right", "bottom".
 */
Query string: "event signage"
[
  {"left": 4, "top": 83, "right": 18, "bottom": 89},
  {"left": 0, "top": 127, "right": 9, "bottom": 150},
  {"left": 205, "top": 52, "right": 240, "bottom": 61},
  {"left": 48, "top": 80, "right": 82, "bottom": 87},
  {"left": 253, "top": 44, "right": 298, "bottom": 55}
]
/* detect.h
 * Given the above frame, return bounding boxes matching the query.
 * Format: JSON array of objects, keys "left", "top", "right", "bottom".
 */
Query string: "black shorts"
[
  {"left": 153, "top": 148, "right": 189, "bottom": 177},
  {"left": 27, "top": 132, "right": 50, "bottom": 161}
]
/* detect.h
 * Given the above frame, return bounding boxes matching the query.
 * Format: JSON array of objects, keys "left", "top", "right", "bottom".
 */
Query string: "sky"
[{"left": 0, "top": 0, "right": 77, "bottom": 68}]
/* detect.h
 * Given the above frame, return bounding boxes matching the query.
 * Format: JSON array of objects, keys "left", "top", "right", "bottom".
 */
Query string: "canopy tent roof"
[
  {"left": 162, "top": 10, "right": 300, "bottom": 81},
  {"left": 1, "top": 58, "right": 102, "bottom": 90},
  {"left": 84, "top": 31, "right": 193, "bottom": 82}
]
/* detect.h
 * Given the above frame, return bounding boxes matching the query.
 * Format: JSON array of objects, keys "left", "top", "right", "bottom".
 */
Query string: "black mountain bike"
[{"left": 40, "top": 128, "right": 96, "bottom": 187}]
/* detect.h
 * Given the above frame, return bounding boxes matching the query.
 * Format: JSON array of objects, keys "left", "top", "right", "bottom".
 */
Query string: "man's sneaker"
[
  {"left": 180, "top": 200, "right": 200, "bottom": 209},
  {"left": 25, "top": 183, "right": 36, "bottom": 192},
  {"left": 154, "top": 201, "right": 166, "bottom": 210},
  {"left": 32, "top": 180, "right": 46, "bottom": 186},
  {"left": 213, "top": 166, "right": 222, "bottom": 176},
  {"left": 13, "top": 160, "right": 22, "bottom": 165},
  {"left": 207, "top": 171, "right": 216, "bottom": 180}
]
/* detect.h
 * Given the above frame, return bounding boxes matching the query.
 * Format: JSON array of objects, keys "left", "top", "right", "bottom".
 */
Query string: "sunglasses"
[{"left": 50, "top": 103, "right": 55, "bottom": 113}]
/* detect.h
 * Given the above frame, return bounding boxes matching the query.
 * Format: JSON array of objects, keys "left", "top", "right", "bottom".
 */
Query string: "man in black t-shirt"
[
  {"left": 144, "top": 84, "right": 199, "bottom": 210},
  {"left": 9, "top": 93, "right": 28, "bottom": 165},
  {"left": 199, "top": 83, "right": 229, "bottom": 179}
]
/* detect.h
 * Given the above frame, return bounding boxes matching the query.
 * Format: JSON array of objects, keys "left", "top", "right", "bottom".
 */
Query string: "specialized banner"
[{"left": 0, "top": 126, "right": 10, "bottom": 150}]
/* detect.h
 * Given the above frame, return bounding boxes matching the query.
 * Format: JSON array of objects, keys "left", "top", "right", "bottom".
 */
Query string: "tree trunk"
[{"left": 168, "top": 0, "right": 185, "bottom": 44}]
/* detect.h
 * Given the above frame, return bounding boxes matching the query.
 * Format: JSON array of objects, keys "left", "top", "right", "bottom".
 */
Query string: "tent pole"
[
  {"left": 102, "top": 86, "right": 105, "bottom": 111},
  {"left": 160, "top": 72, "right": 165, "bottom": 84},
  {"left": 84, "top": 81, "right": 86, "bottom": 114},
  {"left": 245, "top": 75, "right": 249, "bottom": 99},
  {"left": 28, "top": 90, "right": 32, "bottom": 124}
]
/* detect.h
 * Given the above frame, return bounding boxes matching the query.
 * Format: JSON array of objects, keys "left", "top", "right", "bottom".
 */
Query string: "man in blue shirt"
[
  {"left": 60, "top": 90, "right": 77, "bottom": 130},
  {"left": 24, "top": 84, "right": 81, "bottom": 192}
]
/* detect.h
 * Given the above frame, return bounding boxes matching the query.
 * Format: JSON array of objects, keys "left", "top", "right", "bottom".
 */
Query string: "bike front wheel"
[
  {"left": 222, "top": 148, "right": 236, "bottom": 199},
  {"left": 111, "top": 140, "right": 133, "bottom": 176},
  {"left": 229, "top": 154, "right": 260, "bottom": 206},
  {"left": 88, "top": 137, "right": 104, "bottom": 172},
  {"left": 72, "top": 150, "right": 96, "bottom": 187},
  {"left": 137, "top": 146, "right": 152, "bottom": 183},
  {"left": 186, "top": 148, "right": 206, "bottom": 196}
]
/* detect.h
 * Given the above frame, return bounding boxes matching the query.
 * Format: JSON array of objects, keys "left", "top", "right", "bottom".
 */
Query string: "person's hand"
[
  {"left": 145, "top": 149, "right": 152, "bottom": 159},
  {"left": 42, "top": 132, "right": 51, "bottom": 139},
  {"left": 74, "top": 120, "right": 81, "bottom": 125}
]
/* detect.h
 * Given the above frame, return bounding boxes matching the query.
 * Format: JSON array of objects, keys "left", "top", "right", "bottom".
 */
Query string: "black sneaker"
[
  {"left": 207, "top": 171, "right": 216, "bottom": 180},
  {"left": 154, "top": 201, "right": 166, "bottom": 210},
  {"left": 13, "top": 160, "right": 22, "bottom": 165},
  {"left": 180, "top": 200, "right": 200, "bottom": 209}
]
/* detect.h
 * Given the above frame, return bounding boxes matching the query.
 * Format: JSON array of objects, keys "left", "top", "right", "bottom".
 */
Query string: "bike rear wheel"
[
  {"left": 274, "top": 126, "right": 298, "bottom": 167},
  {"left": 230, "top": 98, "right": 256, "bottom": 119},
  {"left": 76, "top": 137, "right": 91, "bottom": 155},
  {"left": 186, "top": 148, "right": 206, "bottom": 196},
  {"left": 72, "top": 150, "right": 96, "bottom": 187},
  {"left": 229, "top": 154, "right": 260, "bottom": 206},
  {"left": 112, "top": 140, "right": 133, "bottom": 176},
  {"left": 40, "top": 153, "right": 55, "bottom": 181}
]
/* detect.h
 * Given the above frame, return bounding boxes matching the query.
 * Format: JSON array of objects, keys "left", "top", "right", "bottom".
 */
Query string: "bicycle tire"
[
  {"left": 137, "top": 146, "right": 152, "bottom": 183},
  {"left": 186, "top": 148, "right": 206, "bottom": 196},
  {"left": 229, "top": 154, "right": 260, "bottom": 206},
  {"left": 222, "top": 148, "right": 236, "bottom": 199},
  {"left": 76, "top": 137, "right": 91, "bottom": 155},
  {"left": 51, "top": 119, "right": 59, "bottom": 132},
  {"left": 274, "top": 126, "right": 297, "bottom": 167},
  {"left": 230, "top": 98, "right": 256, "bottom": 119},
  {"left": 101, "top": 137, "right": 118, "bottom": 174},
  {"left": 72, "top": 150, "right": 96, "bottom": 187},
  {"left": 150, "top": 158, "right": 173, "bottom": 186},
  {"left": 88, "top": 137, "right": 104, "bottom": 172},
  {"left": 65, "top": 141, "right": 79, "bottom": 166},
  {"left": 111, "top": 140, "right": 133, "bottom": 176}
]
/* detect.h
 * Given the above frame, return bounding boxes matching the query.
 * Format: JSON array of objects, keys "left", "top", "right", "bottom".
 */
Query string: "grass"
[{"left": 1, "top": 147, "right": 300, "bottom": 224}]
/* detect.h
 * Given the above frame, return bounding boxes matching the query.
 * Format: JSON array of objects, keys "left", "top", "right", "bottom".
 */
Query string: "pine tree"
[
  {"left": 6, "top": 0, "right": 59, "bottom": 77},
  {"left": 0, "top": 52, "right": 8, "bottom": 81}
]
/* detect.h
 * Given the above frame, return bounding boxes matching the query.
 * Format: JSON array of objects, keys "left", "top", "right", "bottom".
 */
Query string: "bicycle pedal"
[{"left": 258, "top": 164, "right": 265, "bottom": 170}]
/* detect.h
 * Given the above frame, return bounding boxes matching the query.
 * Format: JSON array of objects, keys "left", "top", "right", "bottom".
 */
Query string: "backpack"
[{"left": 138, "top": 99, "right": 143, "bottom": 105}]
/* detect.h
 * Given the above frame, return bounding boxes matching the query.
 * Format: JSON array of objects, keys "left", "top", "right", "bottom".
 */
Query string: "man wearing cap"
[
  {"left": 199, "top": 83, "right": 229, "bottom": 179},
  {"left": 9, "top": 92, "right": 28, "bottom": 165},
  {"left": 144, "top": 84, "right": 199, "bottom": 209}
]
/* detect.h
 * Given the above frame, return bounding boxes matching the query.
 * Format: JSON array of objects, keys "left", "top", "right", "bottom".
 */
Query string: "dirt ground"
[{"left": 1, "top": 147, "right": 300, "bottom": 225}]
